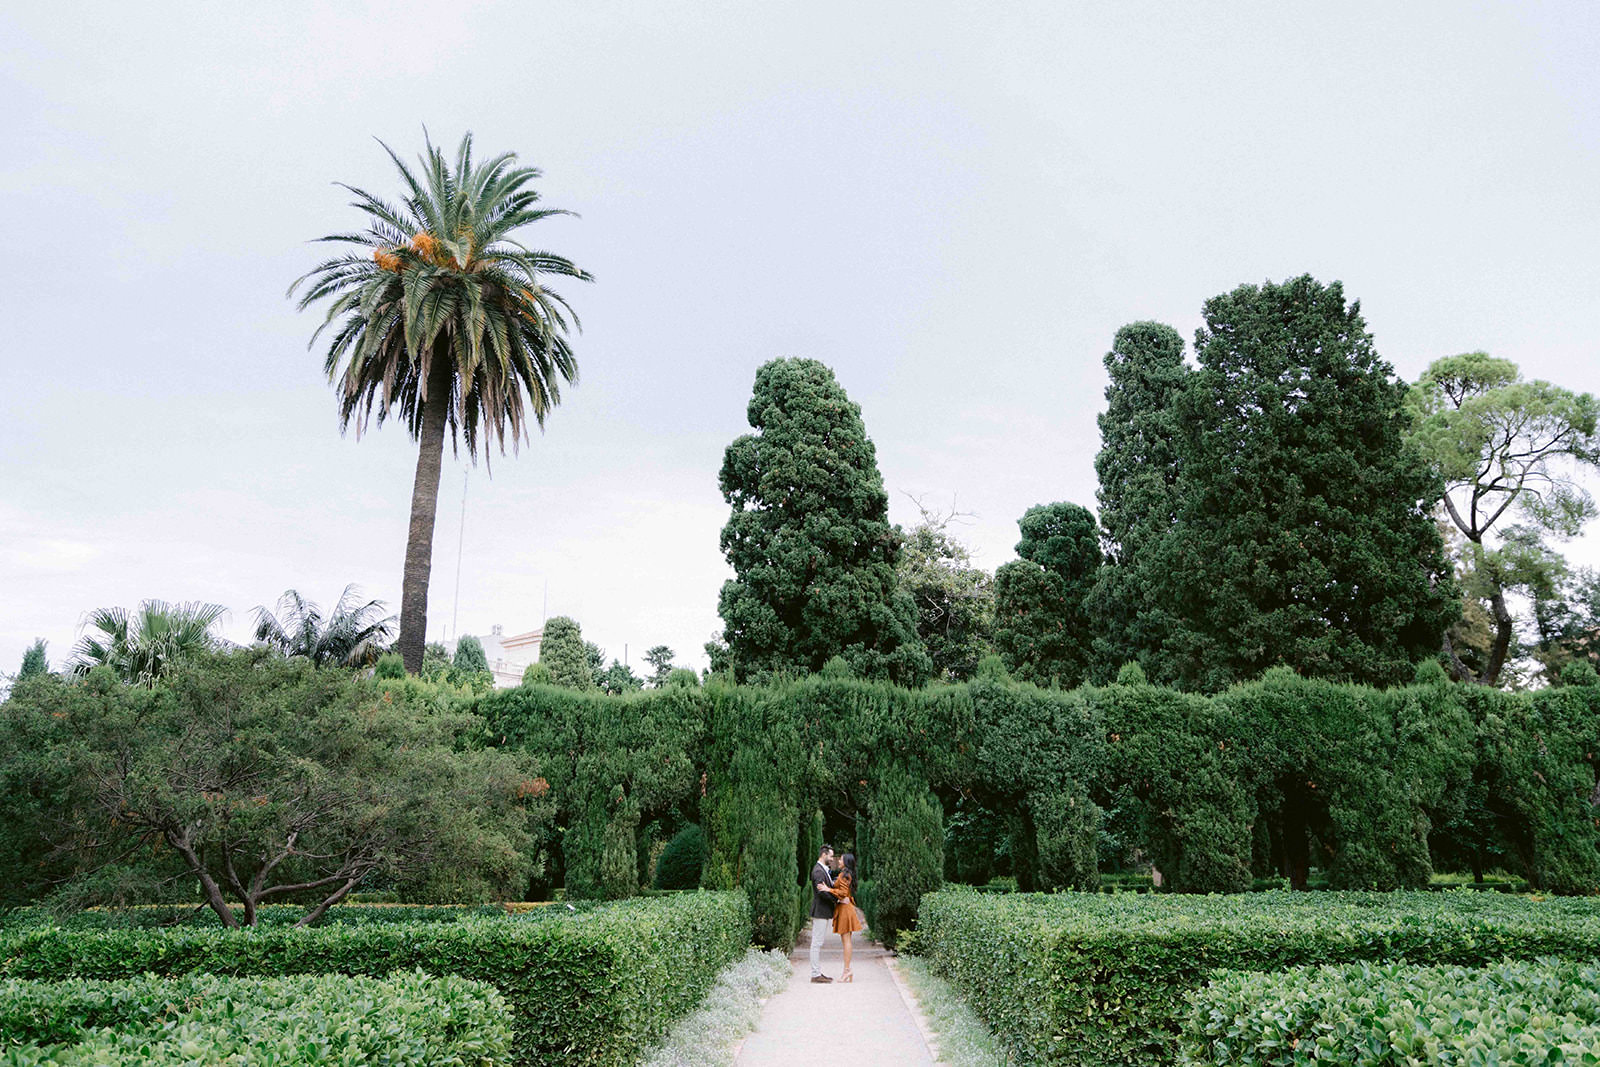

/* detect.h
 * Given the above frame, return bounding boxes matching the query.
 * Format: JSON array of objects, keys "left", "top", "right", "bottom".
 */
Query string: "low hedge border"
[
  {"left": 0, "top": 970, "right": 510, "bottom": 1066},
  {"left": 0, "top": 891, "right": 751, "bottom": 1067},
  {"left": 915, "top": 890, "right": 1600, "bottom": 1066},
  {"left": 1182, "top": 958, "right": 1600, "bottom": 1065}
]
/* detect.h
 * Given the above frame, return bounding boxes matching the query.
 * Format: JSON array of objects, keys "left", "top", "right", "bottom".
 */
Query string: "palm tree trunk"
[{"left": 397, "top": 355, "right": 453, "bottom": 673}]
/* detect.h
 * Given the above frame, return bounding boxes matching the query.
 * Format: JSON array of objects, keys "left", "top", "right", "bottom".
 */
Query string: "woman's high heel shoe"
[{"left": 840, "top": 970, "right": 854, "bottom": 983}]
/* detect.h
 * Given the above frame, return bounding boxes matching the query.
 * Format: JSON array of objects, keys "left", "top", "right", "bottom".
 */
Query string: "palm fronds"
[
  {"left": 289, "top": 131, "right": 592, "bottom": 464},
  {"left": 71, "top": 600, "right": 226, "bottom": 686},
  {"left": 251, "top": 585, "right": 396, "bottom": 668}
]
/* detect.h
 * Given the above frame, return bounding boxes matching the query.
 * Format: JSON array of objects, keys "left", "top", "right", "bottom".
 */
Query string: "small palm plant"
[
  {"left": 290, "top": 132, "right": 591, "bottom": 673},
  {"left": 71, "top": 600, "right": 226, "bottom": 686},
  {"left": 251, "top": 586, "right": 396, "bottom": 668}
]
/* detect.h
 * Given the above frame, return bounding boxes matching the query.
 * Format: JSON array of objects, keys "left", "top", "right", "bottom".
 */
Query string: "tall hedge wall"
[{"left": 472, "top": 669, "right": 1600, "bottom": 950}]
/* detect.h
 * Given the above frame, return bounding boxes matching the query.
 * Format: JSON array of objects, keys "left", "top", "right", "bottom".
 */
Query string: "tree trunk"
[
  {"left": 167, "top": 830, "right": 238, "bottom": 928},
  {"left": 1481, "top": 584, "right": 1515, "bottom": 688},
  {"left": 397, "top": 354, "right": 454, "bottom": 673}
]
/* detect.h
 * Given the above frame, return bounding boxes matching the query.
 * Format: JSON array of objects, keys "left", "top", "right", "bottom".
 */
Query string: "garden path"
[{"left": 734, "top": 925, "right": 936, "bottom": 1066}]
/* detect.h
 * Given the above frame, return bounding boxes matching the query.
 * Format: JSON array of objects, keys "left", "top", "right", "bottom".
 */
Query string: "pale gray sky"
[{"left": 3, "top": 0, "right": 1598, "bottom": 674}]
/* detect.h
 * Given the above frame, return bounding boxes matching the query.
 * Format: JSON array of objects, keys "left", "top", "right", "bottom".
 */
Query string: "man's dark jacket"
[{"left": 809, "top": 861, "right": 836, "bottom": 920}]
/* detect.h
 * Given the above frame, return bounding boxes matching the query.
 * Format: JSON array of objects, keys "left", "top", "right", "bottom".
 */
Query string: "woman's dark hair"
[{"left": 840, "top": 853, "right": 858, "bottom": 881}]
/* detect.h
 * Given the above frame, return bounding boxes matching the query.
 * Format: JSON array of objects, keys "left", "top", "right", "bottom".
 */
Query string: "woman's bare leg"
[{"left": 842, "top": 932, "right": 853, "bottom": 977}]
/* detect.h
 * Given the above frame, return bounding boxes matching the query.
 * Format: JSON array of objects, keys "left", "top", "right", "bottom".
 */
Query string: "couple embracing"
[{"left": 808, "top": 844, "right": 864, "bottom": 984}]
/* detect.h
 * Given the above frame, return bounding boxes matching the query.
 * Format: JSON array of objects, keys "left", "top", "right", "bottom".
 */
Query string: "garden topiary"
[{"left": 654, "top": 825, "right": 706, "bottom": 890}]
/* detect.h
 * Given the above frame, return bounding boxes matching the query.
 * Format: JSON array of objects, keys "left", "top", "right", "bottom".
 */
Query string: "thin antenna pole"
[{"left": 451, "top": 468, "right": 468, "bottom": 642}]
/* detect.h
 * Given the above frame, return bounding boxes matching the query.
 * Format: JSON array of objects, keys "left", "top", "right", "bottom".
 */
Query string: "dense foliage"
[
  {"left": 0, "top": 971, "right": 511, "bottom": 1066},
  {"left": 896, "top": 506, "right": 995, "bottom": 682},
  {"left": 68, "top": 600, "right": 224, "bottom": 686},
  {"left": 251, "top": 585, "right": 394, "bottom": 668},
  {"left": 713, "top": 357, "right": 930, "bottom": 685},
  {"left": 916, "top": 890, "right": 1600, "bottom": 1066},
  {"left": 1183, "top": 958, "right": 1600, "bottom": 1065},
  {"left": 0, "top": 652, "right": 545, "bottom": 921},
  {"left": 538, "top": 615, "right": 593, "bottom": 690},
  {"left": 992, "top": 502, "right": 1099, "bottom": 687},
  {"left": 0, "top": 893, "right": 750, "bottom": 1067}
]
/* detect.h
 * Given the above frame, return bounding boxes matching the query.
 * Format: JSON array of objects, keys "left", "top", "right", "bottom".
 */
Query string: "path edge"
[{"left": 883, "top": 951, "right": 943, "bottom": 1065}]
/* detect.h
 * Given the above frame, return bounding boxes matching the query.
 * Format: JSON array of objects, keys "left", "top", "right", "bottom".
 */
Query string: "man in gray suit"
[{"left": 808, "top": 844, "right": 836, "bottom": 983}]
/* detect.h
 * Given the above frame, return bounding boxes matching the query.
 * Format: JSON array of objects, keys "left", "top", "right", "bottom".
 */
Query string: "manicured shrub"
[
  {"left": 1183, "top": 958, "right": 1600, "bottom": 1065},
  {"left": 916, "top": 890, "right": 1600, "bottom": 1066},
  {"left": 656, "top": 824, "right": 707, "bottom": 890},
  {"left": 0, "top": 892, "right": 750, "bottom": 1067},
  {"left": 0, "top": 971, "right": 510, "bottom": 1065}
]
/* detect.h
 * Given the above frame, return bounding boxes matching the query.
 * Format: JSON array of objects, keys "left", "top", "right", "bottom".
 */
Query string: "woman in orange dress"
[{"left": 829, "top": 852, "right": 864, "bottom": 982}]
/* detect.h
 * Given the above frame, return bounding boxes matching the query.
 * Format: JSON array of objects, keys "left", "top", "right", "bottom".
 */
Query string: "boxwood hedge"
[
  {"left": 1182, "top": 958, "right": 1600, "bottom": 1065},
  {"left": 0, "top": 891, "right": 750, "bottom": 1067},
  {"left": 915, "top": 890, "right": 1600, "bottom": 1066},
  {"left": 0, "top": 970, "right": 510, "bottom": 1065}
]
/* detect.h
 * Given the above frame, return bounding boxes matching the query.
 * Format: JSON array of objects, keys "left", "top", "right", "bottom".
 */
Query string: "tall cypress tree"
[
  {"left": 1087, "top": 322, "right": 1189, "bottom": 678},
  {"left": 1148, "top": 276, "right": 1455, "bottom": 690},
  {"left": 538, "top": 616, "right": 594, "bottom": 690},
  {"left": 714, "top": 358, "right": 930, "bottom": 684}
]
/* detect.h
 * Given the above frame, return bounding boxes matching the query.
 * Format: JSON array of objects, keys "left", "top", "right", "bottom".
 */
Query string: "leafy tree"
[
  {"left": 1408, "top": 352, "right": 1600, "bottom": 686},
  {"left": 1145, "top": 276, "right": 1456, "bottom": 690},
  {"left": 715, "top": 358, "right": 930, "bottom": 684},
  {"left": 538, "top": 616, "right": 592, "bottom": 690},
  {"left": 584, "top": 641, "right": 607, "bottom": 688},
  {"left": 1087, "top": 322, "right": 1189, "bottom": 678},
  {"left": 453, "top": 634, "right": 488, "bottom": 673},
  {"left": 374, "top": 653, "right": 406, "bottom": 679},
  {"left": 0, "top": 653, "right": 546, "bottom": 925},
  {"left": 600, "top": 660, "right": 644, "bottom": 695},
  {"left": 897, "top": 503, "right": 995, "bottom": 681},
  {"left": 643, "top": 645, "right": 677, "bottom": 687},
  {"left": 991, "top": 503, "right": 1099, "bottom": 687},
  {"left": 17, "top": 639, "right": 48, "bottom": 681},
  {"left": 421, "top": 641, "right": 454, "bottom": 676},
  {"left": 70, "top": 600, "right": 226, "bottom": 687},
  {"left": 290, "top": 133, "right": 592, "bottom": 673},
  {"left": 251, "top": 586, "right": 394, "bottom": 668},
  {"left": 521, "top": 662, "right": 554, "bottom": 686}
]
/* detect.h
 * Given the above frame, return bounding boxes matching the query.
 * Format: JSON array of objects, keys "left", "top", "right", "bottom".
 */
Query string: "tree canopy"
[
  {"left": 70, "top": 601, "right": 226, "bottom": 687},
  {"left": 538, "top": 616, "right": 593, "bottom": 690},
  {"left": 992, "top": 502, "right": 1099, "bottom": 687},
  {"left": 251, "top": 586, "right": 394, "bottom": 668},
  {"left": 1408, "top": 352, "right": 1600, "bottom": 685},
  {"left": 896, "top": 504, "right": 995, "bottom": 682},
  {"left": 1133, "top": 276, "right": 1457, "bottom": 690},
  {"left": 713, "top": 358, "right": 930, "bottom": 684}
]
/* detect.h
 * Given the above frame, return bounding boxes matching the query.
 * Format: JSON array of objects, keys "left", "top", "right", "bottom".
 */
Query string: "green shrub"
[
  {"left": 0, "top": 892, "right": 750, "bottom": 1067},
  {"left": 656, "top": 825, "right": 707, "bottom": 890},
  {"left": 1183, "top": 958, "right": 1600, "bottom": 1065},
  {"left": 916, "top": 890, "right": 1600, "bottom": 1066},
  {"left": 0, "top": 970, "right": 509, "bottom": 1065}
]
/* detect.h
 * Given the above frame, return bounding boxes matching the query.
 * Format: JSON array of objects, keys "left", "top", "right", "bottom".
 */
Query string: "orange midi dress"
[{"left": 830, "top": 873, "right": 864, "bottom": 935}]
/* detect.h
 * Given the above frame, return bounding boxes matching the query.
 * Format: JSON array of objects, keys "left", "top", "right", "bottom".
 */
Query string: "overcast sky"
[{"left": 3, "top": 1, "right": 1598, "bottom": 675}]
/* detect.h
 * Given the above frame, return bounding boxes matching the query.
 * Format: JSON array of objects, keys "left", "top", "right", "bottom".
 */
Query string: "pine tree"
[
  {"left": 1148, "top": 276, "right": 1455, "bottom": 690},
  {"left": 1087, "top": 322, "right": 1189, "bottom": 678},
  {"left": 715, "top": 358, "right": 930, "bottom": 684},
  {"left": 538, "top": 616, "right": 593, "bottom": 690},
  {"left": 16, "top": 640, "right": 48, "bottom": 682}
]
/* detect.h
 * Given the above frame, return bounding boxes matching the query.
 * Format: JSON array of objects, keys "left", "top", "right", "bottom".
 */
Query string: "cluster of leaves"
[
  {"left": 530, "top": 615, "right": 654, "bottom": 693},
  {"left": 1184, "top": 958, "right": 1600, "bottom": 1065},
  {"left": 0, "top": 893, "right": 751, "bottom": 1067},
  {"left": 0, "top": 652, "right": 545, "bottom": 921},
  {"left": 896, "top": 504, "right": 996, "bottom": 682},
  {"left": 0, "top": 971, "right": 511, "bottom": 1066},
  {"left": 915, "top": 889, "right": 1600, "bottom": 1066}
]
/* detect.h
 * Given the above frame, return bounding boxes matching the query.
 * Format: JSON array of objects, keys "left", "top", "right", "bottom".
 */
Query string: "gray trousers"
[{"left": 809, "top": 917, "right": 831, "bottom": 976}]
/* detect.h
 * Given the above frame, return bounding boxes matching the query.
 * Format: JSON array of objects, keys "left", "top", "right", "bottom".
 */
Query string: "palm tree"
[
  {"left": 71, "top": 600, "right": 226, "bottom": 686},
  {"left": 290, "top": 133, "right": 591, "bottom": 673},
  {"left": 251, "top": 585, "right": 396, "bottom": 668}
]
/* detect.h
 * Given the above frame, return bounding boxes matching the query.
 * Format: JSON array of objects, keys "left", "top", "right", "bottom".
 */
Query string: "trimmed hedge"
[
  {"left": 916, "top": 890, "right": 1600, "bottom": 1066},
  {"left": 0, "top": 892, "right": 750, "bottom": 1067},
  {"left": 0, "top": 902, "right": 558, "bottom": 931},
  {"left": 1183, "top": 958, "right": 1600, "bottom": 1065},
  {"left": 0, "top": 970, "right": 510, "bottom": 1065}
]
